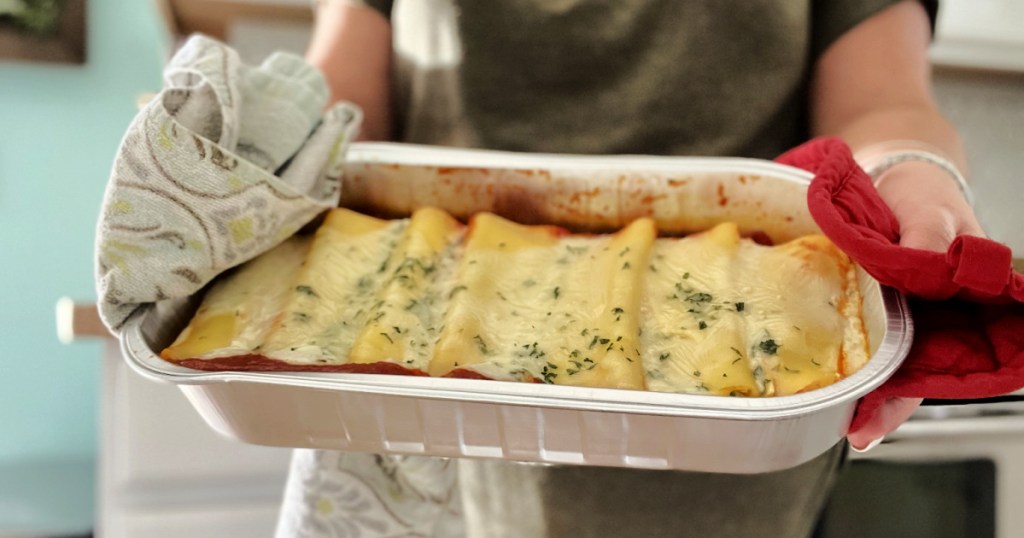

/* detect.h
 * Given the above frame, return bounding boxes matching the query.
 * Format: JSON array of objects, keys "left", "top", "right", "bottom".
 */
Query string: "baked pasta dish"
[{"left": 162, "top": 207, "right": 869, "bottom": 397}]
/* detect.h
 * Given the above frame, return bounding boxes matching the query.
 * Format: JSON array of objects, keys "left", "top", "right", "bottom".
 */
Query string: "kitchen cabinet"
[
  {"left": 155, "top": 0, "right": 312, "bottom": 42},
  {"left": 57, "top": 296, "right": 293, "bottom": 536},
  {"left": 94, "top": 332, "right": 292, "bottom": 537},
  {"left": 931, "top": 0, "right": 1024, "bottom": 72}
]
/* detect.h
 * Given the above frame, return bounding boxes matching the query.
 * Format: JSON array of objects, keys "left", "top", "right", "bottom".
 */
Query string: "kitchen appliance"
[{"left": 815, "top": 394, "right": 1024, "bottom": 538}]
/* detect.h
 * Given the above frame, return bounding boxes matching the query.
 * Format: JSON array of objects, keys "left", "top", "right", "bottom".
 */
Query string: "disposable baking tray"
[{"left": 120, "top": 143, "right": 913, "bottom": 474}]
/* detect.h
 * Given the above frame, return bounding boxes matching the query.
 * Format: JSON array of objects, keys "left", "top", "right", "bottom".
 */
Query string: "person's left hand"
[{"left": 846, "top": 160, "right": 986, "bottom": 450}]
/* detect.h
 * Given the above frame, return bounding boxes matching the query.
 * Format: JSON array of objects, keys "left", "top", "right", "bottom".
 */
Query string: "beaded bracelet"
[
  {"left": 864, "top": 150, "right": 975, "bottom": 206},
  {"left": 855, "top": 139, "right": 975, "bottom": 206}
]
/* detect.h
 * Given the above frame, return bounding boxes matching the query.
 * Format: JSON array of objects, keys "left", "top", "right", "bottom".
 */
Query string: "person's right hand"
[
  {"left": 874, "top": 161, "right": 985, "bottom": 251},
  {"left": 846, "top": 159, "right": 984, "bottom": 450}
]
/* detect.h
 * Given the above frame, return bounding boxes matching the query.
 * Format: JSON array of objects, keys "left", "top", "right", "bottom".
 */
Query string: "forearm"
[
  {"left": 810, "top": 1, "right": 981, "bottom": 252},
  {"left": 306, "top": 1, "right": 393, "bottom": 141},
  {"left": 813, "top": 2, "right": 986, "bottom": 449},
  {"left": 817, "top": 104, "right": 966, "bottom": 174},
  {"left": 810, "top": 1, "right": 966, "bottom": 171}
]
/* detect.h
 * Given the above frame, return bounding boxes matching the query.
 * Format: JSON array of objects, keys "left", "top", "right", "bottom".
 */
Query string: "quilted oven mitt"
[
  {"left": 776, "top": 138, "right": 1024, "bottom": 432},
  {"left": 96, "top": 35, "right": 361, "bottom": 331}
]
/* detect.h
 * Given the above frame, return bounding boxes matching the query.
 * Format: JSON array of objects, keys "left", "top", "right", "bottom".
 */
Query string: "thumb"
[
  {"left": 848, "top": 397, "right": 923, "bottom": 450},
  {"left": 897, "top": 210, "right": 959, "bottom": 253},
  {"left": 897, "top": 208, "right": 985, "bottom": 253},
  {"left": 899, "top": 222, "right": 956, "bottom": 252}
]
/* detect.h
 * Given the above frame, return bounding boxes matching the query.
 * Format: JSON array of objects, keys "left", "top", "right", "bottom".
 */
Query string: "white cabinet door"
[
  {"left": 99, "top": 341, "right": 293, "bottom": 538},
  {"left": 931, "top": 0, "right": 1024, "bottom": 71}
]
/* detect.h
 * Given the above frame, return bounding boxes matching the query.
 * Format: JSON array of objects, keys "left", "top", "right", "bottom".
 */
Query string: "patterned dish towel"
[
  {"left": 95, "top": 34, "right": 361, "bottom": 331},
  {"left": 96, "top": 34, "right": 459, "bottom": 537},
  {"left": 275, "top": 451, "right": 465, "bottom": 537}
]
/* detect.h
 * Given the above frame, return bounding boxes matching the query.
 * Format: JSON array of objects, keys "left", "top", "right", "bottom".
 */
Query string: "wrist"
[
  {"left": 854, "top": 140, "right": 974, "bottom": 206},
  {"left": 871, "top": 161, "right": 968, "bottom": 213}
]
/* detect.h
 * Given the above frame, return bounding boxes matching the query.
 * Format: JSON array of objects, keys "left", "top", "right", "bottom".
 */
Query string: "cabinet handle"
[{"left": 56, "top": 298, "right": 113, "bottom": 343}]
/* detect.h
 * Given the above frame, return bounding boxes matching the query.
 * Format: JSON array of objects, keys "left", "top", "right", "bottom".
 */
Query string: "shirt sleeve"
[
  {"left": 811, "top": 0, "right": 938, "bottom": 59},
  {"left": 340, "top": 0, "right": 394, "bottom": 19}
]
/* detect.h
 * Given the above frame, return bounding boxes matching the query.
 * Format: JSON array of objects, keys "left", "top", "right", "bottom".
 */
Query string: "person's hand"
[
  {"left": 872, "top": 161, "right": 985, "bottom": 251},
  {"left": 846, "top": 160, "right": 985, "bottom": 450}
]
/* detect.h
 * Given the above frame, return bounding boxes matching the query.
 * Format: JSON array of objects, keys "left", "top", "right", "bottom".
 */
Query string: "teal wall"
[{"left": 0, "top": 0, "right": 165, "bottom": 464}]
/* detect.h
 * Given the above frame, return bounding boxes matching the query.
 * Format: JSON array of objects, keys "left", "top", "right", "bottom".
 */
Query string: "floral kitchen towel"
[
  {"left": 95, "top": 35, "right": 361, "bottom": 331},
  {"left": 274, "top": 450, "right": 465, "bottom": 538}
]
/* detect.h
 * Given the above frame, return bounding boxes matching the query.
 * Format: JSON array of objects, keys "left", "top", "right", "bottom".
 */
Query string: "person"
[{"left": 285, "top": 1, "right": 986, "bottom": 536}]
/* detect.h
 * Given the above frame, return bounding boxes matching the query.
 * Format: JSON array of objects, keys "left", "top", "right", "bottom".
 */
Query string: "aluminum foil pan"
[{"left": 119, "top": 143, "right": 913, "bottom": 474}]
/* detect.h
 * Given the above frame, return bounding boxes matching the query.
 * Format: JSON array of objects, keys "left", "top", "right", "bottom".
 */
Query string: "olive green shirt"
[
  {"left": 353, "top": 0, "right": 934, "bottom": 158},
  {"left": 330, "top": 2, "right": 939, "bottom": 536}
]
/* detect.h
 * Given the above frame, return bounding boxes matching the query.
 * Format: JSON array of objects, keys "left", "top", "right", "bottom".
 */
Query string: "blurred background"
[
  {"left": 0, "top": 0, "right": 1021, "bottom": 537},
  {"left": 0, "top": 1, "right": 165, "bottom": 536}
]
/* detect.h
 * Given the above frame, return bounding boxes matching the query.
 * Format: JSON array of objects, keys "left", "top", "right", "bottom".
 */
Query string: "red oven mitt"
[{"left": 775, "top": 137, "right": 1024, "bottom": 433}]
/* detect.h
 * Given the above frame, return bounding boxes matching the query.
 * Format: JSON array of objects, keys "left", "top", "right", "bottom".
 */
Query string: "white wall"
[
  {"left": 934, "top": 70, "right": 1024, "bottom": 254},
  {"left": 930, "top": 0, "right": 1024, "bottom": 72},
  {"left": 930, "top": 0, "right": 1024, "bottom": 253}
]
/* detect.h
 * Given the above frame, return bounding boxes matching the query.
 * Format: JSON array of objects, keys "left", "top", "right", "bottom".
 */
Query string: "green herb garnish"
[
  {"left": 687, "top": 292, "right": 713, "bottom": 304},
  {"left": 541, "top": 364, "right": 557, "bottom": 383},
  {"left": 758, "top": 339, "right": 780, "bottom": 355},
  {"left": 295, "top": 285, "right": 318, "bottom": 297},
  {"left": 474, "top": 334, "right": 489, "bottom": 354}
]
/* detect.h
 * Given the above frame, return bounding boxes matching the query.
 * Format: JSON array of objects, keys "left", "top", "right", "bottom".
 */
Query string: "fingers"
[
  {"left": 897, "top": 204, "right": 986, "bottom": 252},
  {"left": 874, "top": 162, "right": 986, "bottom": 252},
  {"left": 847, "top": 397, "right": 923, "bottom": 450},
  {"left": 897, "top": 212, "right": 958, "bottom": 252},
  {"left": 854, "top": 163, "right": 982, "bottom": 451}
]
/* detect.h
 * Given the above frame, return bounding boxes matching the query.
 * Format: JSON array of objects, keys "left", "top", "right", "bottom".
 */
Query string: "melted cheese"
[
  {"left": 641, "top": 223, "right": 760, "bottom": 396},
  {"left": 348, "top": 207, "right": 463, "bottom": 371},
  {"left": 428, "top": 213, "right": 567, "bottom": 381},
  {"left": 744, "top": 235, "right": 866, "bottom": 395},
  {"left": 641, "top": 226, "right": 867, "bottom": 396},
  {"left": 164, "top": 207, "right": 869, "bottom": 397},
  {"left": 431, "top": 214, "right": 654, "bottom": 389},
  {"left": 162, "top": 235, "right": 311, "bottom": 360},
  {"left": 259, "top": 209, "right": 406, "bottom": 364},
  {"left": 547, "top": 219, "right": 655, "bottom": 390}
]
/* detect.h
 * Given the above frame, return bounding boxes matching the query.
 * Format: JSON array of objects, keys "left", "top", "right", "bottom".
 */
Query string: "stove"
[{"left": 815, "top": 392, "right": 1024, "bottom": 538}]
